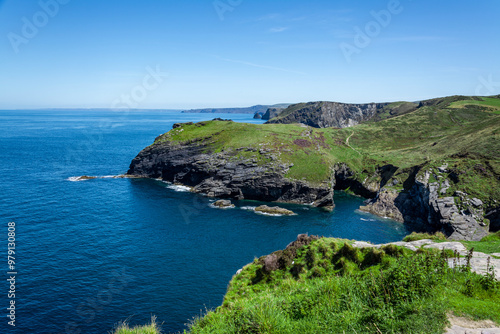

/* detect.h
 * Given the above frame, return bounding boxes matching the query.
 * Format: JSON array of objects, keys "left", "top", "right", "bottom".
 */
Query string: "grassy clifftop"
[
  {"left": 155, "top": 95, "right": 500, "bottom": 206},
  {"left": 186, "top": 234, "right": 500, "bottom": 333}
]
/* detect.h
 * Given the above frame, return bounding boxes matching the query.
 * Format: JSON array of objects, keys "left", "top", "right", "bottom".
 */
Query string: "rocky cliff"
[
  {"left": 358, "top": 165, "right": 490, "bottom": 241},
  {"left": 262, "top": 107, "right": 285, "bottom": 120},
  {"left": 127, "top": 120, "right": 334, "bottom": 210},
  {"left": 266, "top": 101, "right": 389, "bottom": 128}
]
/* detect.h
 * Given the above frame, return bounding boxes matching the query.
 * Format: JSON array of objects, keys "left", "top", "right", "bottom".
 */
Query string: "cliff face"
[
  {"left": 266, "top": 101, "right": 390, "bottom": 128},
  {"left": 264, "top": 101, "right": 421, "bottom": 127},
  {"left": 127, "top": 123, "right": 334, "bottom": 209},
  {"left": 358, "top": 166, "right": 490, "bottom": 241},
  {"left": 262, "top": 107, "right": 285, "bottom": 120}
]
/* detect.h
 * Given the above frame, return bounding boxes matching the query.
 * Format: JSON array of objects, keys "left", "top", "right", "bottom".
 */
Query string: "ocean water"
[{"left": 0, "top": 110, "right": 409, "bottom": 334}]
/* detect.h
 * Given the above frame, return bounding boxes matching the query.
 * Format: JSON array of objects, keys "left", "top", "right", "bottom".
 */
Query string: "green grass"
[
  {"left": 403, "top": 231, "right": 447, "bottom": 242},
  {"left": 449, "top": 97, "right": 500, "bottom": 113},
  {"left": 402, "top": 231, "right": 500, "bottom": 255},
  {"left": 186, "top": 237, "right": 500, "bottom": 333},
  {"left": 111, "top": 316, "right": 161, "bottom": 334},
  {"left": 461, "top": 231, "right": 500, "bottom": 254}
]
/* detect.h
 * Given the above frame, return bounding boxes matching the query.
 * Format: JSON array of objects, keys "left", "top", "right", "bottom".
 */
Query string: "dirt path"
[
  {"left": 445, "top": 313, "right": 500, "bottom": 334},
  {"left": 346, "top": 131, "right": 361, "bottom": 155}
]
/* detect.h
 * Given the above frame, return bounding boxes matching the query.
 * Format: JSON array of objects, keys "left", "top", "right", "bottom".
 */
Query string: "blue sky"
[{"left": 0, "top": 0, "right": 499, "bottom": 109}]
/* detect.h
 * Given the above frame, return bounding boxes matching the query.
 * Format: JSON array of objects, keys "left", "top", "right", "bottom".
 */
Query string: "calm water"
[{"left": 0, "top": 110, "right": 409, "bottom": 333}]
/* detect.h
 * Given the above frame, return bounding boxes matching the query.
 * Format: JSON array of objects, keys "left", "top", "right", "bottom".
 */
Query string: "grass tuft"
[
  {"left": 403, "top": 231, "right": 447, "bottom": 242},
  {"left": 111, "top": 316, "right": 161, "bottom": 334}
]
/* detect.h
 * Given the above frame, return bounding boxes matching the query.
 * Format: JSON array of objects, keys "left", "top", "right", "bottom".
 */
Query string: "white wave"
[
  {"left": 240, "top": 206, "right": 257, "bottom": 211},
  {"left": 254, "top": 211, "right": 283, "bottom": 217},
  {"left": 166, "top": 184, "right": 192, "bottom": 192},
  {"left": 209, "top": 203, "right": 235, "bottom": 209},
  {"left": 360, "top": 218, "right": 375, "bottom": 222},
  {"left": 67, "top": 176, "right": 97, "bottom": 182}
]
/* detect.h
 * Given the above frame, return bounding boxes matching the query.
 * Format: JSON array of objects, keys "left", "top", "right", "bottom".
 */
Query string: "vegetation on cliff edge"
[{"left": 186, "top": 236, "right": 499, "bottom": 334}]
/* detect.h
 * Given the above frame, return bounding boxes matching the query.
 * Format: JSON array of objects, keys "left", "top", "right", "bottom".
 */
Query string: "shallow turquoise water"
[{"left": 0, "top": 110, "right": 409, "bottom": 333}]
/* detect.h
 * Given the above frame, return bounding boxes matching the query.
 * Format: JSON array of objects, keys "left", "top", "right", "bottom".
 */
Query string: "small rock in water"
[
  {"left": 213, "top": 200, "right": 235, "bottom": 208},
  {"left": 255, "top": 205, "right": 295, "bottom": 216},
  {"left": 76, "top": 175, "right": 97, "bottom": 181}
]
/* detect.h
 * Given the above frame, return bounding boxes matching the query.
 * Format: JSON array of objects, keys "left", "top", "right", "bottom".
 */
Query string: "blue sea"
[{"left": 0, "top": 110, "right": 409, "bottom": 333}]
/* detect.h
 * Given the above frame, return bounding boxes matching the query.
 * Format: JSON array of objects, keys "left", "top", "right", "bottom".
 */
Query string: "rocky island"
[{"left": 127, "top": 95, "right": 500, "bottom": 241}]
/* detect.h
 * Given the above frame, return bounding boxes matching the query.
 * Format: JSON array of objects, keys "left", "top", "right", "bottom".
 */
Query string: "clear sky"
[{"left": 0, "top": 0, "right": 499, "bottom": 109}]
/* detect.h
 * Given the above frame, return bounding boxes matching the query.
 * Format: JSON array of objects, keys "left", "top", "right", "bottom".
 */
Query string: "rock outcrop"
[
  {"left": 127, "top": 122, "right": 334, "bottom": 209},
  {"left": 213, "top": 200, "right": 235, "bottom": 208},
  {"left": 266, "top": 101, "right": 390, "bottom": 128},
  {"left": 352, "top": 239, "right": 500, "bottom": 280},
  {"left": 359, "top": 166, "right": 489, "bottom": 241},
  {"left": 255, "top": 205, "right": 295, "bottom": 216}
]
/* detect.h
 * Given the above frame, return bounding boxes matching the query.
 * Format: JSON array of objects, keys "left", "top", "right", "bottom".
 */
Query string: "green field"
[{"left": 449, "top": 97, "right": 500, "bottom": 114}]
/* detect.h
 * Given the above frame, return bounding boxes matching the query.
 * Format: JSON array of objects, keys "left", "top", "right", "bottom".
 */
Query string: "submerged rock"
[
  {"left": 213, "top": 199, "right": 235, "bottom": 208},
  {"left": 74, "top": 175, "right": 97, "bottom": 181},
  {"left": 255, "top": 205, "right": 295, "bottom": 216}
]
